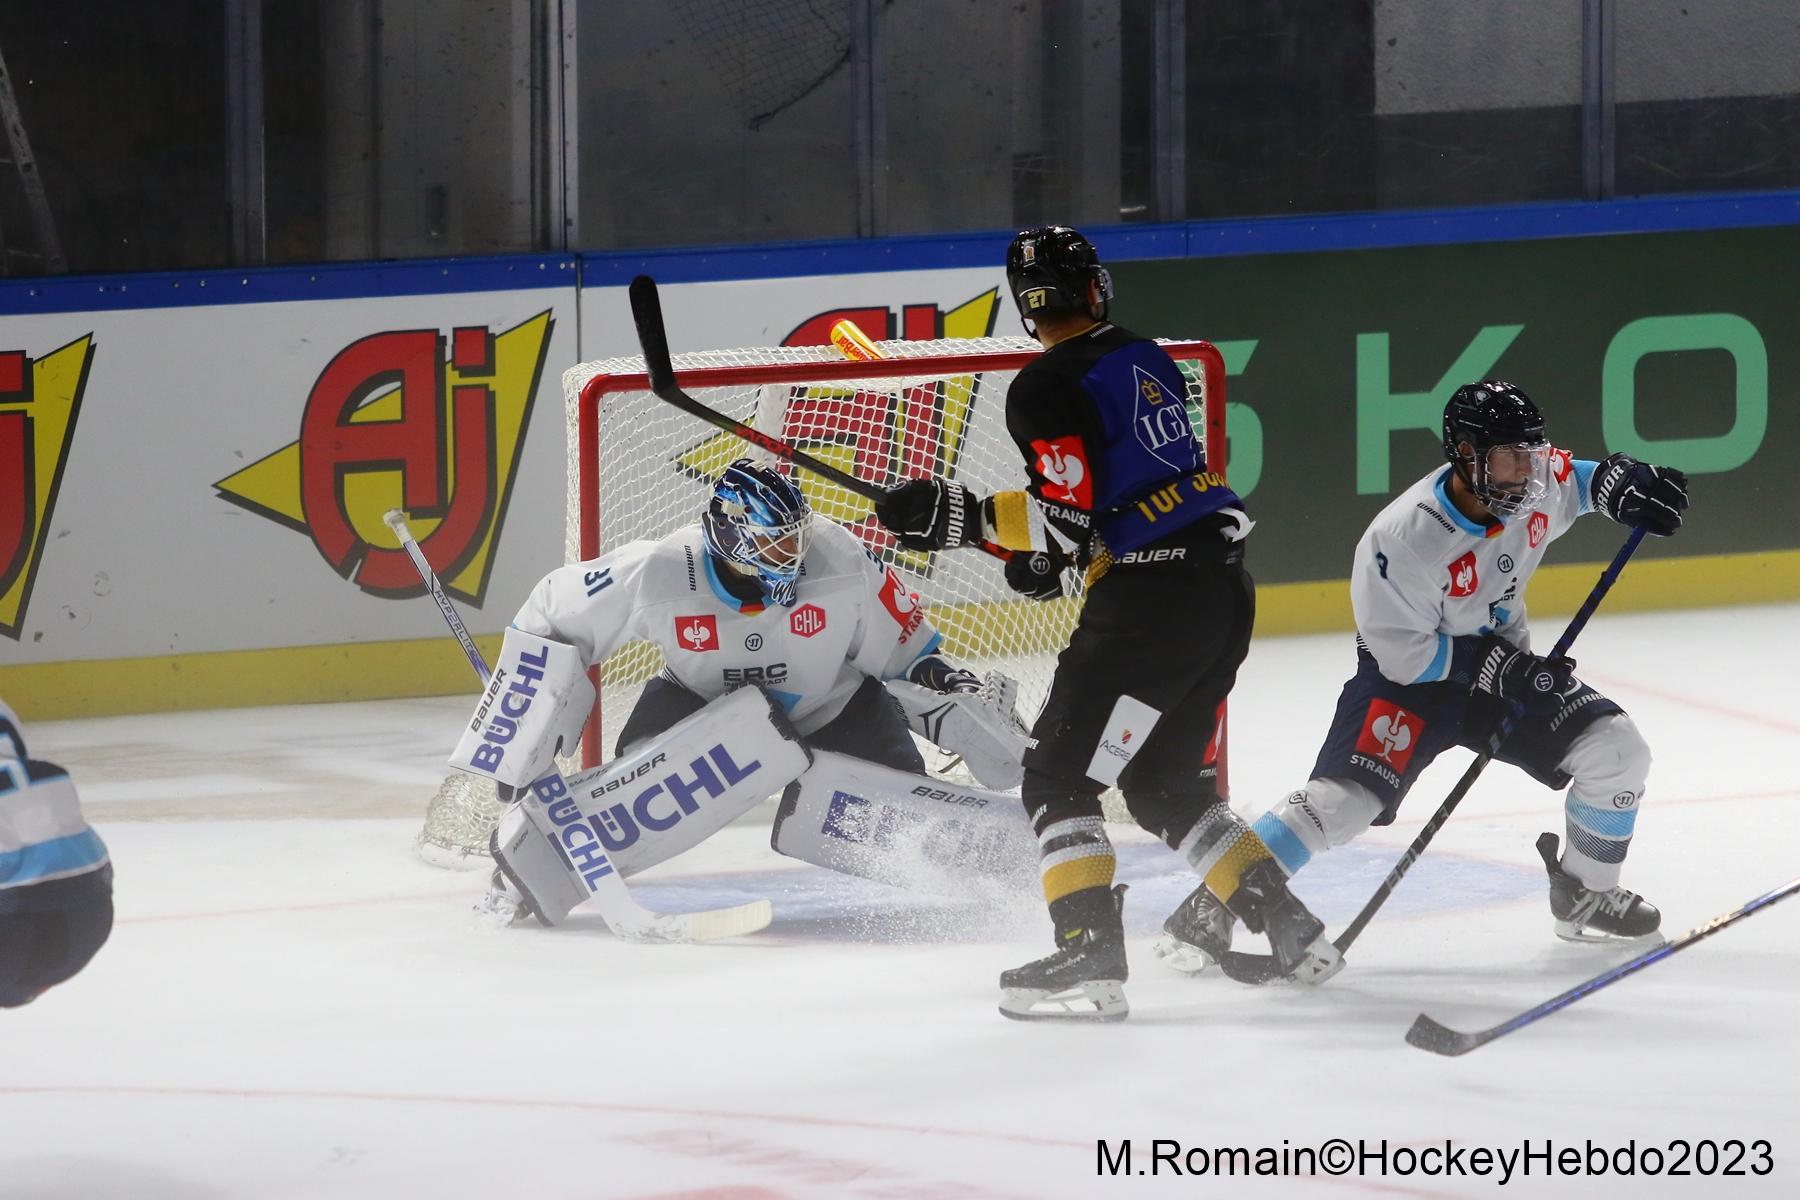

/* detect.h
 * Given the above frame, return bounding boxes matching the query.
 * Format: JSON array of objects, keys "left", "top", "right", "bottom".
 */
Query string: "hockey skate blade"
[
  {"left": 1554, "top": 921, "right": 1667, "bottom": 947},
  {"left": 998, "top": 980, "right": 1128, "bottom": 1023},
  {"left": 1151, "top": 932, "right": 1221, "bottom": 976},
  {"left": 1404, "top": 1013, "right": 1490, "bottom": 1057}
]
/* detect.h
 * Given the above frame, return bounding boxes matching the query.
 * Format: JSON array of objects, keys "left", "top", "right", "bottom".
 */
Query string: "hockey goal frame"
[{"left": 568, "top": 340, "right": 1230, "bottom": 786}]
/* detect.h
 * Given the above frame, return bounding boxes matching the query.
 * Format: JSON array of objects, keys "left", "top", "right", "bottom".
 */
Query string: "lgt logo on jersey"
[
  {"left": 1527, "top": 511, "right": 1549, "bottom": 548},
  {"left": 676, "top": 614, "right": 718, "bottom": 652},
  {"left": 1030, "top": 435, "right": 1092, "bottom": 508},
  {"left": 877, "top": 570, "right": 925, "bottom": 638},
  {"left": 1355, "top": 700, "right": 1422, "bottom": 771},
  {"left": 790, "top": 603, "right": 827, "bottom": 638},
  {"left": 1446, "top": 551, "right": 1479, "bottom": 598}
]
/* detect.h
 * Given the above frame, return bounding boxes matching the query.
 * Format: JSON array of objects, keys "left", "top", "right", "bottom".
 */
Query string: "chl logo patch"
[
  {"left": 1447, "top": 550, "right": 1479, "bottom": 598},
  {"left": 1355, "top": 699, "right": 1423, "bottom": 771},
  {"left": 790, "top": 603, "right": 826, "bottom": 638},
  {"left": 1527, "top": 511, "right": 1549, "bottom": 548},
  {"left": 676, "top": 614, "right": 718, "bottom": 652}
]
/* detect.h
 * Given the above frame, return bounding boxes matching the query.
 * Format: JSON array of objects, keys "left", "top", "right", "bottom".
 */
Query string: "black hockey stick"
[
  {"left": 1218, "top": 526, "right": 1649, "bottom": 985},
  {"left": 1407, "top": 873, "right": 1800, "bottom": 1055},
  {"left": 627, "top": 274, "right": 1013, "bottom": 562}
]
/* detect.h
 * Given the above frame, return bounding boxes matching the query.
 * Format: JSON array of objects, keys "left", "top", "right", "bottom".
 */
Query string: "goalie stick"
[
  {"left": 1407, "top": 873, "right": 1800, "bottom": 1055},
  {"left": 627, "top": 274, "right": 1013, "bottom": 562},
  {"left": 383, "top": 508, "right": 773, "bottom": 944},
  {"left": 1218, "top": 527, "right": 1649, "bottom": 985}
]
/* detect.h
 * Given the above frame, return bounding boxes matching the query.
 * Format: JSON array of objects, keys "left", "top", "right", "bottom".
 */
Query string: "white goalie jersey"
[
  {"left": 512, "top": 518, "right": 943, "bottom": 738},
  {"left": 1352, "top": 451, "right": 1599, "bottom": 685}
]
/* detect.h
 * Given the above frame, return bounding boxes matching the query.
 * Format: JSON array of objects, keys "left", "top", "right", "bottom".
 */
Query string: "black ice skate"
[
  {"left": 999, "top": 885, "right": 1129, "bottom": 1022},
  {"left": 1537, "top": 833, "right": 1662, "bottom": 943},
  {"left": 1223, "top": 859, "right": 1344, "bottom": 984},
  {"left": 1152, "top": 882, "right": 1235, "bottom": 974}
]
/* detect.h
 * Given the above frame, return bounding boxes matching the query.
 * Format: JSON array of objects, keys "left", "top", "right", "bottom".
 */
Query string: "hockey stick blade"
[
  {"left": 1404, "top": 1014, "right": 1492, "bottom": 1056},
  {"left": 385, "top": 507, "right": 773, "bottom": 945},
  {"left": 1406, "top": 874, "right": 1800, "bottom": 1056}
]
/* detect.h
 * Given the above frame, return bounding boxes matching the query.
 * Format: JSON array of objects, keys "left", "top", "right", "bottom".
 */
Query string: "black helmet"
[
  {"left": 1442, "top": 381, "right": 1551, "bottom": 517},
  {"left": 1005, "top": 225, "right": 1113, "bottom": 333}
]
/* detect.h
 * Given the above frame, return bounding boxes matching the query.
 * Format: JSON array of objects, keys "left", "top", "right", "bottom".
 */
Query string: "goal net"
[{"left": 416, "top": 334, "right": 1228, "bottom": 866}]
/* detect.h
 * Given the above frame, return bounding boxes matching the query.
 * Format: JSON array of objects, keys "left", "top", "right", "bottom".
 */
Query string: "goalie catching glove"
[{"left": 889, "top": 657, "right": 1031, "bottom": 790}]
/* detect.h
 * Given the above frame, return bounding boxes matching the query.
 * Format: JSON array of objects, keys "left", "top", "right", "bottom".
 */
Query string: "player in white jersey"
[
  {"left": 515, "top": 458, "right": 980, "bottom": 770},
  {"left": 461, "top": 458, "right": 1028, "bottom": 923},
  {"left": 0, "top": 698, "right": 113, "bottom": 1006},
  {"left": 1157, "top": 381, "right": 1690, "bottom": 974}
]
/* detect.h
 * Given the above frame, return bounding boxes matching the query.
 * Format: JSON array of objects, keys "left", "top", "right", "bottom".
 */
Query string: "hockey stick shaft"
[
  {"left": 627, "top": 275, "right": 1013, "bottom": 561},
  {"left": 382, "top": 510, "right": 771, "bottom": 943},
  {"left": 1408, "top": 874, "right": 1800, "bottom": 1055},
  {"left": 1331, "top": 526, "right": 1648, "bottom": 953}
]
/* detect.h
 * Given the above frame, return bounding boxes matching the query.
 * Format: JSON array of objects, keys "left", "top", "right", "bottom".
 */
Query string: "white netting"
[{"left": 417, "top": 336, "right": 1223, "bottom": 865}]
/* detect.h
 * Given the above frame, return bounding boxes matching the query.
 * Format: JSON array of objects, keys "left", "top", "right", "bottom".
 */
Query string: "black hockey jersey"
[{"left": 1003, "top": 322, "right": 1242, "bottom": 561}]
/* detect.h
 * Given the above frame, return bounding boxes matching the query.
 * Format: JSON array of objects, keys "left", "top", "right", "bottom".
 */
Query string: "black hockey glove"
[
  {"left": 1471, "top": 635, "right": 1575, "bottom": 715},
  {"left": 907, "top": 653, "right": 983, "bottom": 694},
  {"left": 1592, "top": 452, "right": 1688, "bottom": 536},
  {"left": 874, "top": 478, "right": 984, "bottom": 552},
  {"left": 1003, "top": 545, "right": 1069, "bottom": 601}
]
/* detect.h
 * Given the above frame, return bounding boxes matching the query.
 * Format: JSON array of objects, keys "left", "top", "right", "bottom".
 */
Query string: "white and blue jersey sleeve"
[
  {"left": 1350, "top": 451, "right": 1598, "bottom": 687},
  {"left": 0, "top": 700, "right": 109, "bottom": 892}
]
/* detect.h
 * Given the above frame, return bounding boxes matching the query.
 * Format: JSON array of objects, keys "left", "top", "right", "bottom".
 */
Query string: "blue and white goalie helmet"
[{"left": 702, "top": 458, "right": 813, "bottom": 606}]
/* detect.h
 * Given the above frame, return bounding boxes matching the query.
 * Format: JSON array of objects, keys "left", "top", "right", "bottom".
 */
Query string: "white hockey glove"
[{"left": 888, "top": 669, "right": 1031, "bottom": 790}]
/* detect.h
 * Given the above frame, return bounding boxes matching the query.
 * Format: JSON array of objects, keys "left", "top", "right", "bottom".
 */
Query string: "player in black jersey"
[{"left": 876, "top": 226, "right": 1339, "bottom": 1020}]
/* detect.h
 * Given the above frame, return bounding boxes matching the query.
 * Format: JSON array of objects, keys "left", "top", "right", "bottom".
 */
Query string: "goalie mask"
[
  {"left": 1005, "top": 225, "right": 1113, "bottom": 334},
  {"left": 702, "top": 458, "right": 812, "bottom": 606},
  {"left": 1442, "top": 381, "right": 1552, "bottom": 518}
]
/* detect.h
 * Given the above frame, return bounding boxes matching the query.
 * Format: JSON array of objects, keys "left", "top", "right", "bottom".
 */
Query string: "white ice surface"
[{"left": 3, "top": 603, "right": 1797, "bottom": 1199}]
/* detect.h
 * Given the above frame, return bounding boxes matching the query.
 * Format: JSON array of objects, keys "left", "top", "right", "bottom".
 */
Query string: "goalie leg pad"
[
  {"left": 491, "top": 687, "right": 811, "bottom": 926},
  {"left": 490, "top": 789, "right": 588, "bottom": 928},
  {"left": 771, "top": 750, "right": 1039, "bottom": 898},
  {"left": 886, "top": 671, "right": 1030, "bottom": 791},
  {"left": 562, "top": 685, "right": 812, "bottom": 877},
  {"left": 450, "top": 627, "right": 594, "bottom": 789}
]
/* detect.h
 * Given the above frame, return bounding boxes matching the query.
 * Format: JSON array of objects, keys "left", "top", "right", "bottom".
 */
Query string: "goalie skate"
[{"left": 1538, "top": 833, "right": 1662, "bottom": 943}]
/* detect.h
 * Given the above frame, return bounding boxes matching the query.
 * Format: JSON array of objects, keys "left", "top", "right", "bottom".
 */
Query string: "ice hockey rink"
[{"left": 3, "top": 601, "right": 1795, "bottom": 1199}]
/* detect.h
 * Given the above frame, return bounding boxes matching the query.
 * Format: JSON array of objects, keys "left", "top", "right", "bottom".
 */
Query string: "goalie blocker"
[{"left": 494, "top": 687, "right": 810, "bottom": 926}]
